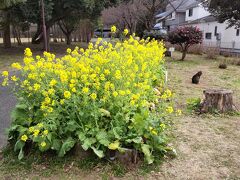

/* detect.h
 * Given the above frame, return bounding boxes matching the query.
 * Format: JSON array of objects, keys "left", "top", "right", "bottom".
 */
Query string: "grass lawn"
[{"left": 0, "top": 49, "right": 239, "bottom": 179}]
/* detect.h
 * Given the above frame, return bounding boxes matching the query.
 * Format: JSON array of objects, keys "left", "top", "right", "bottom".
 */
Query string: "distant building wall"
[
  {"left": 191, "top": 21, "right": 240, "bottom": 52},
  {"left": 185, "top": 5, "right": 210, "bottom": 22},
  {"left": 165, "top": 12, "right": 186, "bottom": 30}
]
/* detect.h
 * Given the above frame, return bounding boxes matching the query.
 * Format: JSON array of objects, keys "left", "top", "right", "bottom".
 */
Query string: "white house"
[{"left": 156, "top": 0, "right": 240, "bottom": 53}]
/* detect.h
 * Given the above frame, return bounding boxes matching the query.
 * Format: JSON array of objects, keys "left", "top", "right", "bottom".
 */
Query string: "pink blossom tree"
[{"left": 168, "top": 26, "right": 203, "bottom": 60}]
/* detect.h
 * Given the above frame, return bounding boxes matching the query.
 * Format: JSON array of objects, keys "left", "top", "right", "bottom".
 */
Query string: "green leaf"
[
  {"left": 65, "top": 121, "right": 78, "bottom": 132},
  {"left": 16, "top": 103, "right": 28, "bottom": 110},
  {"left": 99, "top": 108, "right": 111, "bottom": 117},
  {"left": 126, "top": 137, "right": 143, "bottom": 144},
  {"left": 47, "top": 133, "right": 52, "bottom": 142},
  {"left": 141, "top": 144, "right": 154, "bottom": 164},
  {"left": 91, "top": 146, "right": 104, "bottom": 158},
  {"left": 78, "top": 132, "right": 86, "bottom": 141},
  {"left": 52, "top": 139, "right": 62, "bottom": 151},
  {"left": 112, "top": 127, "right": 122, "bottom": 139},
  {"left": 58, "top": 138, "right": 76, "bottom": 157},
  {"left": 82, "top": 138, "right": 96, "bottom": 151},
  {"left": 96, "top": 130, "right": 110, "bottom": 146},
  {"left": 7, "top": 125, "right": 20, "bottom": 132},
  {"left": 18, "top": 148, "right": 24, "bottom": 160},
  {"left": 14, "top": 140, "right": 24, "bottom": 151},
  {"left": 11, "top": 107, "right": 29, "bottom": 124}
]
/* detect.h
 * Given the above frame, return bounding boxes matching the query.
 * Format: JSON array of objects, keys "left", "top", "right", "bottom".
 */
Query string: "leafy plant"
[
  {"left": 187, "top": 98, "right": 201, "bottom": 112},
  {"left": 2, "top": 32, "right": 176, "bottom": 164}
]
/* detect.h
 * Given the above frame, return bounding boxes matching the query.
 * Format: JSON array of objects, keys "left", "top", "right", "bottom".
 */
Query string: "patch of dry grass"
[{"left": 151, "top": 52, "right": 240, "bottom": 179}]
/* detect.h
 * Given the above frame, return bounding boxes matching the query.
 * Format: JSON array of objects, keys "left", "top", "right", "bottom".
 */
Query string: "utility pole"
[{"left": 41, "top": 0, "right": 48, "bottom": 51}]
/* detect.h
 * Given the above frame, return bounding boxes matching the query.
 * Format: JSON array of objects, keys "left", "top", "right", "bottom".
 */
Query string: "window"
[
  {"left": 205, "top": 33, "right": 212, "bottom": 39},
  {"left": 237, "top": 29, "right": 240, "bottom": 36},
  {"left": 171, "top": 12, "right": 176, "bottom": 19},
  {"left": 214, "top": 26, "right": 218, "bottom": 36},
  {"left": 189, "top": 8, "right": 193, "bottom": 17},
  {"left": 169, "top": 13, "right": 172, "bottom": 19}
]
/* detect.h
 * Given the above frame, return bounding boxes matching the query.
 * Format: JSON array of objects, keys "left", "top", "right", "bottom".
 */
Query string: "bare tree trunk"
[
  {"left": 13, "top": 26, "right": 22, "bottom": 46},
  {"left": 181, "top": 50, "right": 187, "bottom": 61},
  {"left": 3, "top": 11, "right": 11, "bottom": 48},
  {"left": 32, "top": 24, "right": 42, "bottom": 44},
  {"left": 66, "top": 34, "right": 72, "bottom": 45}
]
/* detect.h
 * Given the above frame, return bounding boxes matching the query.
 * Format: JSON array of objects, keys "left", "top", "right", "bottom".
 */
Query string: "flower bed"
[{"left": 2, "top": 35, "right": 176, "bottom": 164}]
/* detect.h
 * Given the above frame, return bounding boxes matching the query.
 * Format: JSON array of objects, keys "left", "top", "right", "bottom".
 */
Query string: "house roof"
[
  {"left": 180, "top": 15, "right": 217, "bottom": 25},
  {"left": 166, "top": 0, "right": 198, "bottom": 12},
  {"left": 156, "top": 0, "right": 200, "bottom": 19},
  {"left": 185, "top": 1, "right": 200, "bottom": 9},
  {"left": 156, "top": 11, "right": 170, "bottom": 18}
]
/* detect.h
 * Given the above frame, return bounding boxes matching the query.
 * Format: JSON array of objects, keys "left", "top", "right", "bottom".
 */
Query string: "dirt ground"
[
  {"left": 0, "top": 51, "right": 239, "bottom": 179},
  {"left": 152, "top": 53, "right": 240, "bottom": 180}
]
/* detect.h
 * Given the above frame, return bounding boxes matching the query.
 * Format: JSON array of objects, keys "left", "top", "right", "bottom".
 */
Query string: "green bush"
[{"left": 2, "top": 35, "right": 176, "bottom": 164}]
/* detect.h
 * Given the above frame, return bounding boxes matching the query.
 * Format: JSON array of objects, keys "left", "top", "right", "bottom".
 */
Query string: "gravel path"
[{"left": 0, "top": 72, "right": 17, "bottom": 148}]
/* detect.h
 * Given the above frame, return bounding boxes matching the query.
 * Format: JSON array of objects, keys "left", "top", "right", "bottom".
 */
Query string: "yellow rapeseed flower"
[
  {"left": 29, "top": 127, "right": 34, "bottom": 133},
  {"left": 48, "top": 88, "right": 55, "bottom": 95},
  {"left": 108, "top": 141, "right": 120, "bottom": 150},
  {"left": 123, "top": 29, "right": 129, "bottom": 36},
  {"left": 37, "top": 123, "right": 44, "bottom": 128},
  {"left": 11, "top": 76, "right": 17, "bottom": 82},
  {"left": 176, "top": 109, "right": 182, "bottom": 116},
  {"left": 166, "top": 106, "right": 174, "bottom": 114},
  {"left": 43, "top": 130, "right": 48, "bottom": 136},
  {"left": 82, "top": 87, "right": 89, "bottom": 94},
  {"left": 151, "top": 129, "right": 158, "bottom": 136},
  {"left": 66, "top": 48, "right": 72, "bottom": 54},
  {"left": 11, "top": 63, "right": 22, "bottom": 70},
  {"left": 64, "top": 91, "right": 71, "bottom": 99},
  {"left": 2, "top": 71, "right": 8, "bottom": 77},
  {"left": 49, "top": 79, "right": 57, "bottom": 86},
  {"left": 90, "top": 93, "right": 97, "bottom": 100},
  {"left": 48, "top": 107, "right": 53, "bottom": 113},
  {"left": 160, "top": 123, "right": 166, "bottom": 129},
  {"left": 33, "top": 129, "right": 40, "bottom": 137},
  {"left": 111, "top": 25, "right": 117, "bottom": 33},
  {"left": 33, "top": 83, "right": 41, "bottom": 91},
  {"left": 24, "top": 48, "right": 32, "bottom": 57},
  {"left": 40, "top": 141, "right": 47, "bottom": 147},
  {"left": 72, "top": 87, "right": 77, "bottom": 93},
  {"left": 60, "top": 99, "right": 65, "bottom": 105},
  {"left": 21, "top": 134, "right": 28, "bottom": 142},
  {"left": 112, "top": 91, "right": 118, "bottom": 97}
]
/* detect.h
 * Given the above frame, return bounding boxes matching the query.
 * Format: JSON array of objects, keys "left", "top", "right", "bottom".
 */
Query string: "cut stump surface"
[{"left": 201, "top": 89, "right": 234, "bottom": 113}]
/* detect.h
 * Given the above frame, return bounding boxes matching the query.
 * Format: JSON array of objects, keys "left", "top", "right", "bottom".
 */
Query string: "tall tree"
[
  {"left": 137, "top": 0, "right": 167, "bottom": 31},
  {"left": 0, "top": 0, "right": 25, "bottom": 48},
  {"left": 168, "top": 26, "right": 203, "bottom": 60},
  {"left": 102, "top": 0, "right": 167, "bottom": 33},
  {"left": 13, "top": 0, "right": 125, "bottom": 45},
  {"left": 202, "top": 0, "right": 240, "bottom": 27}
]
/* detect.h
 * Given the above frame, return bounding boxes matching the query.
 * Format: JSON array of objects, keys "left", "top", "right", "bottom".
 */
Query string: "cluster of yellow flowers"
[
  {"left": 111, "top": 25, "right": 129, "bottom": 37},
  {"left": 3, "top": 36, "right": 167, "bottom": 117},
  {"left": 20, "top": 123, "right": 48, "bottom": 147},
  {"left": 111, "top": 25, "right": 117, "bottom": 33},
  {"left": 2, "top": 32, "right": 180, "bottom": 162}
]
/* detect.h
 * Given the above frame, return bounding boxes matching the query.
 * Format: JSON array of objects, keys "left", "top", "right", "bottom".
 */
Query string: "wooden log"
[{"left": 201, "top": 89, "right": 234, "bottom": 113}]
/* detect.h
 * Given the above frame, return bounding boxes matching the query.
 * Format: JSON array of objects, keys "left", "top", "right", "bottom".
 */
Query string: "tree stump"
[{"left": 201, "top": 89, "right": 234, "bottom": 113}]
